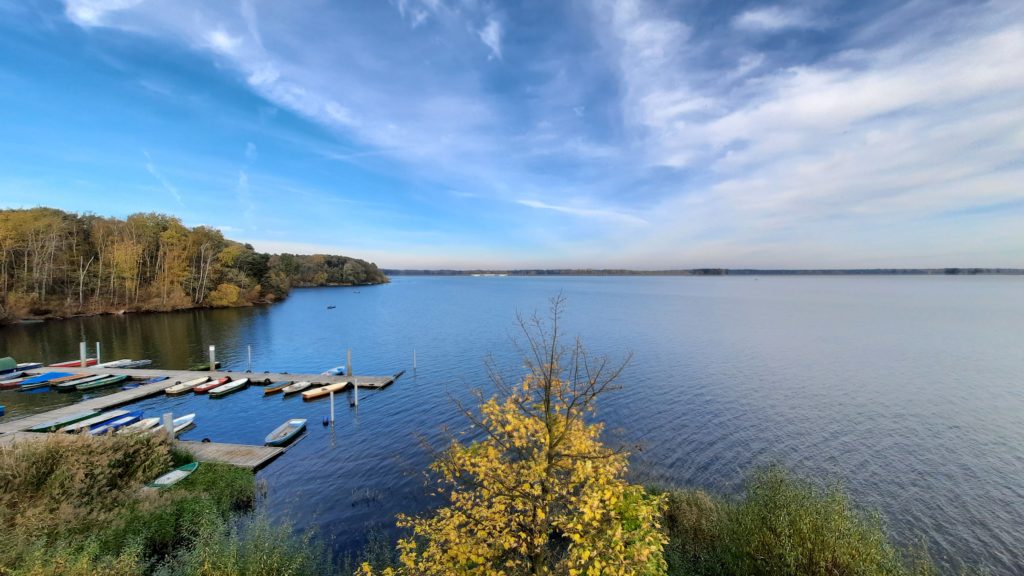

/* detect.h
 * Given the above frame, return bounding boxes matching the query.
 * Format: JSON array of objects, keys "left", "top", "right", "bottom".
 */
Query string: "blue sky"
[{"left": 1, "top": 0, "right": 1022, "bottom": 268}]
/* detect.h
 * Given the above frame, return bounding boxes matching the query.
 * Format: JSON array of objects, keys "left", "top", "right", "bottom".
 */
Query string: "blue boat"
[
  {"left": 321, "top": 365, "right": 346, "bottom": 376},
  {"left": 140, "top": 376, "right": 169, "bottom": 384},
  {"left": 20, "top": 372, "right": 72, "bottom": 390},
  {"left": 89, "top": 410, "right": 144, "bottom": 435},
  {"left": 0, "top": 405, "right": 5, "bottom": 417}
]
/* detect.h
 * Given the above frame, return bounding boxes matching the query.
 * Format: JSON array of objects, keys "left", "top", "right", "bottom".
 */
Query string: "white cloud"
[
  {"left": 478, "top": 19, "right": 502, "bottom": 60},
  {"left": 142, "top": 151, "right": 183, "bottom": 205},
  {"left": 516, "top": 199, "right": 647, "bottom": 226},
  {"left": 64, "top": 0, "right": 142, "bottom": 26},
  {"left": 732, "top": 6, "right": 818, "bottom": 32},
  {"left": 205, "top": 26, "right": 242, "bottom": 54}
]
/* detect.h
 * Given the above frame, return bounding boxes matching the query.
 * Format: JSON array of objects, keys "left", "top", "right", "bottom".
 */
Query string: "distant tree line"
[
  {"left": 0, "top": 207, "right": 387, "bottom": 322},
  {"left": 385, "top": 268, "right": 1024, "bottom": 276}
]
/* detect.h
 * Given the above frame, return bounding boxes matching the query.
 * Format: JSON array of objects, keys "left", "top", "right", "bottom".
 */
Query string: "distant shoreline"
[{"left": 384, "top": 268, "right": 1024, "bottom": 276}]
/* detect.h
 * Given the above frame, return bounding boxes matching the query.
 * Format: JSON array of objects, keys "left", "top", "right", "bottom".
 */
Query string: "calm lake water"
[{"left": 2, "top": 276, "right": 1023, "bottom": 574}]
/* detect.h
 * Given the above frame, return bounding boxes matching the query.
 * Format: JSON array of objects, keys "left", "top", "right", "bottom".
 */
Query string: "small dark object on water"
[
  {"left": 327, "top": 305, "right": 336, "bottom": 309},
  {"left": 201, "top": 437, "right": 211, "bottom": 443},
  {"left": 322, "top": 416, "right": 330, "bottom": 427}
]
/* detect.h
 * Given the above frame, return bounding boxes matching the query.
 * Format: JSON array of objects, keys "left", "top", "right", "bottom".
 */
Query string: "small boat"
[
  {"left": 89, "top": 410, "right": 143, "bottom": 435},
  {"left": 147, "top": 413, "right": 196, "bottom": 436},
  {"left": 0, "top": 377, "right": 27, "bottom": 390},
  {"left": 76, "top": 374, "right": 129, "bottom": 391},
  {"left": 0, "top": 371, "right": 26, "bottom": 381},
  {"left": 302, "top": 381, "right": 349, "bottom": 401},
  {"left": 327, "top": 305, "right": 336, "bottom": 309},
  {"left": 0, "top": 405, "right": 4, "bottom": 416},
  {"left": 59, "top": 409, "right": 130, "bottom": 433},
  {"left": 263, "top": 381, "right": 293, "bottom": 395},
  {"left": 189, "top": 361, "right": 221, "bottom": 371},
  {"left": 209, "top": 377, "right": 249, "bottom": 398},
  {"left": 321, "top": 365, "right": 346, "bottom": 376},
  {"left": 281, "top": 381, "right": 312, "bottom": 396},
  {"left": 49, "top": 358, "right": 97, "bottom": 368},
  {"left": 118, "top": 417, "right": 161, "bottom": 434},
  {"left": 29, "top": 410, "right": 100, "bottom": 432},
  {"left": 146, "top": 462, "right": 199, "bottom": 489},
  {"left": 194, "top": 377, "right": 230, "bottom": 394},
  {"left": 265, "top": 418, "right": 307, "bottom": 446},
  {"left": 49, "top": 374, "right": 92, "bottom": 384},
  {"left": 96, "top": 359, "right": 133, "bottom": 368},
  {"left": 56, "top": 374, "right": 112, "bottom": 392},
  {"left": 20, "top": 372, "right": 73, "bottom": 390},
  {"left": 16, "top": 362, "right": 43, "bottom": 371},
  {"left": 164, "top": 376, "right": 210, "bottom": 396},
  {"left": 139, "top": 376, "right": 169, "bottom": 384},
  {"left": 120, "top": 360, "right": 153, "bottom": 369}
]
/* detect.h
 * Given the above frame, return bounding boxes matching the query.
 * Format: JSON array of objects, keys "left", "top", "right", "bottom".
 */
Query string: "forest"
[{"left": 0, "top": 207, "right": 387, "bottom": 322}]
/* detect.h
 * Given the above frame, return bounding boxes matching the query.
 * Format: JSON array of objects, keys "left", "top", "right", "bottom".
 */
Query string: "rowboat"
[
  {"left": 49, "top": 358, "right": 97, "bottom": 368},
  {"left": 0, "top": 405, "right": 4, "bottom": 416},
  {"left": 146, "top": 462, "right": 199, "bottom": 489},
  {"left": 139, "top": 376, "right": 169, "bottom": 384},
  {"left": 302, "top": 381, "right": 349, "bottom": 401},
  {"left": 0, "top": 371, "right": 25, "bottom": 381},
  {"left": 0, "top": 377, "right": 26, "bottom": 390},
  {"left": 56, "top": 374, "right": 112, "bottom": 392},
  {"left": 121, "top": 360, "right": 153, "bottom": 369},
  {"left": 321, "top": 365, "right": 346, "bottom": 376},
  {"left": 281, "top": 381, "right": 312, "bottom": 396},
  {"left": 49, "top": 374, "right": 92, "bottom": 384},
  {"left": 118, "top": 417, "right": 162, "bottom": 434},
  {"left": 28, "top": 410, "right": 100, "bottom": 432},
  {"left": 16, "top": 362, "right": 43, "bottom": 370},
  {"left": 95, "top": 359, "right": 132, "bottom": 368},
  {"left": 264, "top": 418, "right": 307, "bottom": 446},
  {"left": 164, "top": 376, "right": 209, "bottom": 396},
  {"left": 59, "top": 410, "right": 130, "bottom": 433},
  {"left": 263, "top": 381, "right": 293, "bottom": 395},
  {"left": 194, "top": 377, "right": 230, "bottom": 394},
  {"left": 209, "top": 378, "right": 249, "bottom": 398},
  {"left": 77, "top": 374, "right": 129, "bottom": 391},
  {"left": 20, "top": 372, "right": 72, "bottom": 390},
  {"left": 89, "top": 410, "right": 143, "bottom": 435},
  {"left": 189, "top": 361, "right": 220, "bottom": 371},
  {"left": 147, "top": 413, "right": 196, "bottom": 436}
]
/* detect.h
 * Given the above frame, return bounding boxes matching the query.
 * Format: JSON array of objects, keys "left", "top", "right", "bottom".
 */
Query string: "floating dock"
[
  {"left": 177, "top": 440, "right": 284, "bottom": 471},
  {"left": 0, "top": 367, "right": 402, "bottom": 447}
]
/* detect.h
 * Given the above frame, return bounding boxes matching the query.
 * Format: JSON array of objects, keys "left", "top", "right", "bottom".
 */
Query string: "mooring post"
[
  {"left": 95, "top": 341, "right": 101, "bottom": 365},
  {"left": 209, "top": 345, "right": 216, "bottom": 372},
  {"left": 247, "top": 345, "right": 252, "bottom": 372},
  {"left": 162, "top": 412, "right": 174, "bottom": 438},
  {"left": 79, "top": 341, "right": 87, "bottom": 367},
  {"left": 346, "top": 348, "right": 352, "bottom": 378},
  {"left": 352, "top": 377, "right": 359, "bottom": 407},
  {"left": 330, "top": 390, "right": 335, "bottom": 423},
  {"left": 413, "top": 348, "right": 417, "bottom": 372}
]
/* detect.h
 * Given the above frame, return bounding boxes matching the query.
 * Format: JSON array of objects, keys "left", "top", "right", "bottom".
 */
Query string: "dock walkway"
[{"left": 0, "top": 366, "right": 401, "bottom": 472}]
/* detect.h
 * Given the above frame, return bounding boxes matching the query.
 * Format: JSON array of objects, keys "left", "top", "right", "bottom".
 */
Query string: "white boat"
[
  {"left": 118, "top": 417, "right": 162, "bottom": 434},
  {"left": 121, "top": 359, "right": 153, "bottom": 369},
  {"left": 164, "top": 376, "right": 209, "bottom": 396},
  {"left": 96, "top": 359, "right": 132, "bottom": 368},
  {"left": 59, "top": 410, "right": 130, "bottom": 433},
  {"left": 265, "top": 419, "right": 307, "bottom": 446},
  {"left": 321, "top": 365, "right": 346, "bottom": 376},
  {"left": 147, "top": 413, "right": 196, "bottom": 437},
  {"left": 209, "top": 377, "right": 249, "bottom": 398},
  {"left": 281, "top": 381, "right": 312, "bottom": 396},
  {"left": 146, "top": 462, "right": 198, "bottom": 489}
]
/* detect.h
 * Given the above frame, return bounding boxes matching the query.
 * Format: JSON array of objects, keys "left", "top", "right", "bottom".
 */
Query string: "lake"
[{"left": 2, "top": 276, "right": 1022, "bottom": 574}]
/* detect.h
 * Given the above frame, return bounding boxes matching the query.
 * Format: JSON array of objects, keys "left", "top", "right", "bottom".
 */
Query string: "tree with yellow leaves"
[{"left": 362, "top": 296, "right": 667, "bottom": 576}]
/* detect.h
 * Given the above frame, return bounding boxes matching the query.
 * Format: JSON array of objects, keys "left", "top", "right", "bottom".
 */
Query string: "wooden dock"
[
  {"left": 0, "top": 367, "right": 402, "bottom": 437},
  {"left": 178, "top": 440, "right": 284, "bottom": 471}
]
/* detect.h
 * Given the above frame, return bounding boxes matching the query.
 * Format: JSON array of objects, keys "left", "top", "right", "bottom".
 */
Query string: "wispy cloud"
[
  {"left": 732, "top": 6, "right": 818, "bottom": 32},
  {"left": 142, "top": 151, "right": 183, "bottom": 205},
  {"left": 478, "top": 19, "right": 502, "bottom": 60},
  {"left": 516, "top": 199, "right": 647, "bottom": 226}
]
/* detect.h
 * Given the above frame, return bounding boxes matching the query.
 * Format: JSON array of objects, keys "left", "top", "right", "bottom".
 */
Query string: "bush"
[{"left": 660, "top": 467, "right": 935, "bottom": 576}]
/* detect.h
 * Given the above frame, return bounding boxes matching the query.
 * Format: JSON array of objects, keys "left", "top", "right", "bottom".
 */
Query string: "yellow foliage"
[
  {"left": 362, "top": 373, "right": 666, "bottom": 576},
  {"left": 205, "top": 283, "right": 242, "bottom": 307}
]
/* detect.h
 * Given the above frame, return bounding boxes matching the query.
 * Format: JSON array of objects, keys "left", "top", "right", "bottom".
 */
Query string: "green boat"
[
  {"left": 56, "top": 373, "right": 111, "bottom": 392},
  {"left": 146, "top": 462, "right": 199, "bottom": 489},
  {"left": 188, "top": 361, "right": 221, "bottom": 371},
  {"left": 76, "top": 374, "right": 130, "bottom": 391},
  {"left": 28, "top": 410, "right": 101, "bottom": 432}
]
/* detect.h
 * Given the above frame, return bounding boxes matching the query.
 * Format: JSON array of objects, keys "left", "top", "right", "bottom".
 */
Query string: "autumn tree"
[{"left": 364, "top": 296, "right": 666, "bottom": 576}]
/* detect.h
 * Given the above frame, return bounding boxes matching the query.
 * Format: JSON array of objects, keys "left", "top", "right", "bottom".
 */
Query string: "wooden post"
[
  {"left": 162, "top": 412, "right": 174, "bottom": 438},
  {"left": 330, "top": 390, "right": 335, "bottom": 423},
  {"left": 209, "top": 345, "right": 216, "bottom": 372},
  {"left": 346, "top": 348, "right": 351, "bottom": 378},
  {"left": 247, "top": 345, "right": 252, "bottom": 372},
  {"left": 413, "top": 348, "right": 417, "bottom": 371},
  {"left": 79, "top": 342, "right": 87, "bottom": 367},
  {"left": 95, "top": 342, "right": 101, "bottom": 365}
]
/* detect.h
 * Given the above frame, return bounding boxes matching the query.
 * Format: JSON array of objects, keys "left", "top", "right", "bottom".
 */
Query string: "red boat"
[
  {"left": 49, "top": 358, "right": 98, "bottom": 368},
  {"left": 194, "top": 377, "right": 230, "bottom": 394},
  {"left": 0, "top": 379, "right": 25, "bottom": 390}
]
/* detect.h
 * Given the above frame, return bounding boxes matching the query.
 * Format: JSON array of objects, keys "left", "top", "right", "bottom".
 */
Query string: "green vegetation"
[
  {"left": 0, "top": 433, "right": 298, "bottom": 575},
  {"left": 658, "top": 468, "right": 944, "bottom": 576},
  {"left": 0, "top": 207, "right": 387, "bottom": 322}
]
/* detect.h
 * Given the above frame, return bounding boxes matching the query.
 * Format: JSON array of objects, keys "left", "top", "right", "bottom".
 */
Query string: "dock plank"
[{"left": 177, "top": 440, "right": 283, "bottom": 471}]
